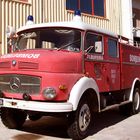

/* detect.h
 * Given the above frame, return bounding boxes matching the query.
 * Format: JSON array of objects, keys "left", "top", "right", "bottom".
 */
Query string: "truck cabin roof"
[{"left": 17, "top": 19, "right": 118, "bottom": 39}]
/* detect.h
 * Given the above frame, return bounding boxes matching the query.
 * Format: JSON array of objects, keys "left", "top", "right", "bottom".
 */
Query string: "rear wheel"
[
  {"left": 1, "top": 108, "right": 27, "bottom": 129},
  {"left": 119, "top": 87, "right": 140, "bottom": 116},
  {"left": 131, "top": 88, "right": 140, "bottom": 114},
  {"left": 67, "top": 99, "right": 92, "bottom": 139}
]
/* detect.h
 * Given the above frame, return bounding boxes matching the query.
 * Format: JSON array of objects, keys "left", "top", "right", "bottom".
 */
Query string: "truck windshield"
[{"left": 16, "top": 28, "right": 81, "bottom": 52}]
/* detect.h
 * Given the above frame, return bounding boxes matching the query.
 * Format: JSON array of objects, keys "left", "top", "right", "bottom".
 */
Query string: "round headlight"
[{"left": 43, "top": 87, "right": 57, "bottom": 100}]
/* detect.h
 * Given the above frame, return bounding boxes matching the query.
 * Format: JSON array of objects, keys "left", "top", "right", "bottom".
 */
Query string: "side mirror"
[
  {"left": 6, "top": 26, "right": 16, "bottom": 38},
  {"left": 6, "top": 26, "right": 17, "bottom": 53},
  {"left": 95, "top": 41, "right": 102, "bottom": 53}
]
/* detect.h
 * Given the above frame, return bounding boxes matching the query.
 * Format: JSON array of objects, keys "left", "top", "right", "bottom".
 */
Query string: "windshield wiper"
[{"left": 57, "top": 39, "right": 80, "bottom": 51}]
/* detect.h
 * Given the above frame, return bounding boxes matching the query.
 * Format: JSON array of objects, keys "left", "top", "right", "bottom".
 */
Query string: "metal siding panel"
[
  {"left": 67, "top": 0, "right": 119, "bottom": 34},
  {"left": 30, "top": 0, "right": 43, "bottom": 23},
  {"left": 48, "top": 0, "right": 51, "bottom": 22},
  {"left": 1, "top": 0, "right": 32, "bottom": 54},
  {"left": 23, "top": 4, "right": 26, "bottom": 25},
  {"left": 43, "top": 0, "right": 68, "bottom": 22},
  {"left": 20, "top": 3, "right": 23, "bottom": 26},
  {"left": 0, "top": 0, "right": 2, "bottom": 44},
  {"left": 1, "top": 0, "right": 5, "bottom": 54},
  {"left": 16, "top": 2, "right": 19, "bottom": 29},
  {"left": 12, "top": 2, "right": 16, "bottom": 27},
  {"left": 43, "top": 0, "right": 118, "bottom": 33}
]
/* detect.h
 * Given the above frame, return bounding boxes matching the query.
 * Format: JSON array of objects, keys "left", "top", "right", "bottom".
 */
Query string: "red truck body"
[
  {"left": 85, "top": 40, "right": 140, "bottom": 92},
  {"left": 0, "top": 50, "right": 82, "bottom": 101},
  {"left": 0, "top": 13, "right": 140, "bottom": 139}
]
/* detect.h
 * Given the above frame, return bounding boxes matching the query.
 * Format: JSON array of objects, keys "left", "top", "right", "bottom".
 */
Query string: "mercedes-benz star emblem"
[
  {"left": 10, "top": 77, "right": 21, "bottom": 91},
  {"left": 12, "top": 60, "right": 17, "bottom": 66}
]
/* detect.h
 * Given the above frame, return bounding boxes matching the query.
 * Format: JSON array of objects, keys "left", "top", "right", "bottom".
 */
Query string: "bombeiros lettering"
[
  {"left": 1, "top": 53, "right": 40, "bottom": 59},
  {"left": 130, "top": 54, "right": 140, "bottom": 63}
]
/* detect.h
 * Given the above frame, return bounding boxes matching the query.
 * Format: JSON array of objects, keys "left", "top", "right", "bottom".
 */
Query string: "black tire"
[
  {"left": 131, "top": 88, "right": 140, "bottom": 114},
  {"left": 119, "top": 87, "right": 140, "bottom": 116},
  {"left": 1, "top": 108, "right": 27, "bottom": 129},
  {"left": 67, "top": 99, "right": 92, "bottom": 140},
  {"left": 29, "top": 114, "right": 42, "bottom": 121}
]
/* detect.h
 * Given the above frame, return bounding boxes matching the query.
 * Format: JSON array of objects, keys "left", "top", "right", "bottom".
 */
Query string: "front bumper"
[{"left": 0, "top": 98, "right": 73, "bottom": 112}]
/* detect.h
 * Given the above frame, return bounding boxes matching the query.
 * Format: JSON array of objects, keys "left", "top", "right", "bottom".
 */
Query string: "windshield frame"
[{"left": 16, "top": 27, "right": 83, "bottom": 53}]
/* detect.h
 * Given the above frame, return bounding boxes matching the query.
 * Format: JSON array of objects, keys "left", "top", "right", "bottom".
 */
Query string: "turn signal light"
[{"left": 59, "top": 85, "right": 67, "bottom": 90}]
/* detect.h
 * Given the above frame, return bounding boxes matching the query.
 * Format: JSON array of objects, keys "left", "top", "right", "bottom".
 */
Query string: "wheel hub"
[
  {"left": 134, "top": 91, "right": 140, "bottom": 111},
  {"left": 79, "top": 104, "right": 91, "bottom": 132}
]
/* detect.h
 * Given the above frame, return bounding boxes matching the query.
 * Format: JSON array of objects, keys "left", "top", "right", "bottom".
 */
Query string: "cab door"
[
  {"left": 105, "top": 37, "right": 120, "bottom": 91},
  {"left": 84, "top": 32, "right": 109, "bottom": 92}
]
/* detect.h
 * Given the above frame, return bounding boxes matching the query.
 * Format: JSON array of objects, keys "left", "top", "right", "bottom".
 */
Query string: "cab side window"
[
  {"left": 85, "top": 33, "right": 103, "bottom": 54},
  {"left": 108, "top": 38, "right": 118, "bottom": 58}
]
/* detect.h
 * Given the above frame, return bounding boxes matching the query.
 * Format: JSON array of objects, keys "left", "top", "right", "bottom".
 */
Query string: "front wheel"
[
  {"left": 29, "top": 114, "right": 42, "bottom": 121},
  {"left": 1, "top": 108, "right": 27, "bottom": 129},
  {"left": 67, "top": 99, "right": 92, "bottom": 140}
]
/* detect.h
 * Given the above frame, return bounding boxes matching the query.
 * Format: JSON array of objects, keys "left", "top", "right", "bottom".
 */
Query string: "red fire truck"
[{"left": 0, "top": 11, "right": 140, "bottom": 139}]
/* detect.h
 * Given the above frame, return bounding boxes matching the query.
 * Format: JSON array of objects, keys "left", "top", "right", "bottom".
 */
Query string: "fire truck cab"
[{"left": 0, "top": 11, "right": 140, "bottom": 139}]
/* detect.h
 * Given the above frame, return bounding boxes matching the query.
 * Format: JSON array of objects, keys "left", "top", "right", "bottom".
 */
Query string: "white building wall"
[{"left": 121, "top": 0, "right": 133, "bottom": 41}]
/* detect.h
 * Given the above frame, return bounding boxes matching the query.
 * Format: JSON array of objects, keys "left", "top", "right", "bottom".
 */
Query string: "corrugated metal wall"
[
  {"left": 2, "top": 0, "right": 30, "bottom": 54},
  {"left": 43, "top": 0, "right": 121, "bottom": 34},
  {"left": 1, "top": 0, "right": 121, "bottom": 55},
  {"left": 1, "top": 0, "right": 43, "bottom": 54},
  {"left": 0, "top": 0, "right": 2, "bottom": 45}
]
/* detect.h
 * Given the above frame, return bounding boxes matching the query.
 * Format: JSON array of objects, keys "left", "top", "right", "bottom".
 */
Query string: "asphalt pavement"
[{"left": 0, "top": 108, "right": 140, "bottom": 140}]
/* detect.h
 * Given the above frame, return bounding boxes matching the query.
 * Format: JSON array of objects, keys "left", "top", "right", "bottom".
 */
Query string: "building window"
[
  {"left": 108, "top": 39, "right": 118, "bottom": 58},
  {"left": 66, "top": 0, "right": 105, "bottom": 17},
  {"left": 94, "top": 0, "right": 104, "bottom": 17},
  {"left": 80, "top": 0, "right": 92, "bottom": 14}
]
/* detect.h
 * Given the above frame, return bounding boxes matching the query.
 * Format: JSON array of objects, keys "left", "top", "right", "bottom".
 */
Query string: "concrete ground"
[{"left": 0, "top": 109, "right": 140, "bottom": 140}]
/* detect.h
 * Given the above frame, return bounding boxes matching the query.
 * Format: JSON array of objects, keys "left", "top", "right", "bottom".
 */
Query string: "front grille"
[
  {"left": 0, "top": 74, "right": 41, "bottom": 94},
  {"left": 0, "top": 62, "right": 11, "bottom": 68},
  {"left": 18, "top": 62, "right": 39, "bottom": 69}
]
